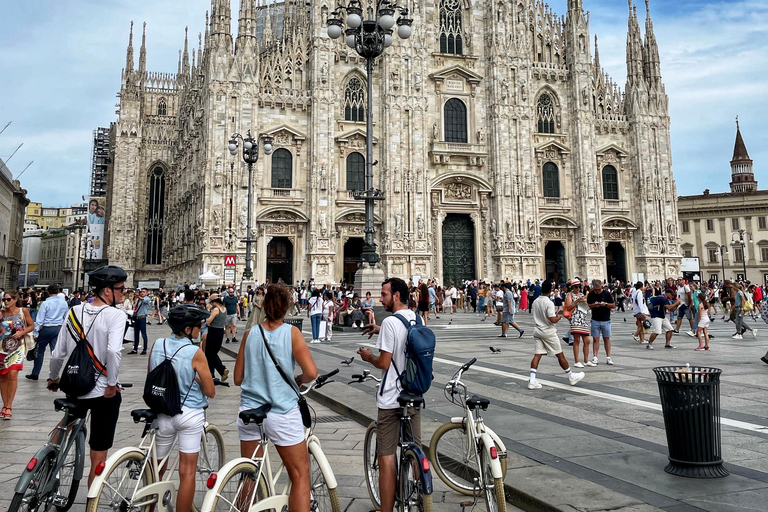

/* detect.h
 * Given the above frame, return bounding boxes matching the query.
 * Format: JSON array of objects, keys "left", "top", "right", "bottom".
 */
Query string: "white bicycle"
[
  {"left": 86, "top": 385, "right": 228, "bottom": 512},
  {"left": 428, "top": 358, "right": 508, "bottom": 512},
  {"left": 200, "top": 370, "right": 342, "bottom": 512}
]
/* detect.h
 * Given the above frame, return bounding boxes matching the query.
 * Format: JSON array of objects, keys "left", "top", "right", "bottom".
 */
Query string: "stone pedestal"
[
  {"left": 354, "top": 263, "right": 387, "bottom": 300},
  {"left": 239, "top": 280, "right": 256, "bottom": 295}
]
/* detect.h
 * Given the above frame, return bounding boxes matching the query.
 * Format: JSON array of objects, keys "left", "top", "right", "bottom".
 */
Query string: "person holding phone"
[{"left": 587, "top": 280, "right": 616, "bottom": 366}]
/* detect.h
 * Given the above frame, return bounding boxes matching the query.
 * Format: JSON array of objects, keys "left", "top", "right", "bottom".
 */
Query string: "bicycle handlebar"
[
  {"left": 314, "top": 369, "right": 340, "bottom": 389},
  {"left": 348, "top": 369, "right": 381, "bottom": 385},
  {"left": 462, "top": 358, "right": 477, "bottom": 371}
]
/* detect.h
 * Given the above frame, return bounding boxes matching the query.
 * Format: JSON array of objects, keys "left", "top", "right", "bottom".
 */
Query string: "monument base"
[
  {"left": 239, "top": 280, "right": 256, "bottom": 295},
  {"left": 354, "top": 263, "right": 387, "bottom": 300}
]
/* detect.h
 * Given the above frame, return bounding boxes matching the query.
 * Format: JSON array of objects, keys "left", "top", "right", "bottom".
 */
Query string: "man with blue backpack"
[{"left": 359, "top": 277, "right": 435, "bottom": 512}]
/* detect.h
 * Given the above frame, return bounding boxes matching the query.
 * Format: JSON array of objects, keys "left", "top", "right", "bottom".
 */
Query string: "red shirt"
[{"left": 754, "top": 287, "right": 763, "bottom": 301}]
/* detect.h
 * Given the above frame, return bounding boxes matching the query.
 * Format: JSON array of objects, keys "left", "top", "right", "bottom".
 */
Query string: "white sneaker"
[
  {"left": 646, "top": 344, "right": 654, "bottom": 350},
  {"left": 753, "top": 329, "right": 758, "bottom": 338},
  {"left": 606, "top": 357, "right": 614, "bottom": 365},
  {"left": 585, "top": 360, "right": 597, "bottom": 367},
  {"left": 686, "top": 331, "right": 696, "bottom": 337},
  {"left": 732, "top": 334, "right": 744, "bottom": 340},
  {"left": 591, "top": 357, "right": 599, "bottom": 365},
  {"left": 574, "top": 362, "right": 585, "bottom": 368},
  {"left": 310, "top": 339, "right": 320, "bottom": 344},
  {"left": 632, "top": 335, "right": 640, "bottom": 342},
  {"left": 569, "top": 372, "right": 585, "bottom": 385},
  {"left": 528, "top": 380, "right": 542, "bottom": 390}
]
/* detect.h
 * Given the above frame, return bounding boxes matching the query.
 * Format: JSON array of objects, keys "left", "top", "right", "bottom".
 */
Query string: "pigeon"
[
  {"left": 623, "top": 318, "right": 627, "bottom": 322},
  {"left": 489, "top": 347, "right": 502, "bottom": 354},
  {"left": 340, "top": 356, "right": 354, "bottom": 366}
]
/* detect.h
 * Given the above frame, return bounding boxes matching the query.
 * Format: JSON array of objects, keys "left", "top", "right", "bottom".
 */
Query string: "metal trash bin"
[
  {"left": 653, "top": 366, "right": 729, "bottom": 478},
  {"left": 284, "top": 318, "right": 304, "bottom": 331}
]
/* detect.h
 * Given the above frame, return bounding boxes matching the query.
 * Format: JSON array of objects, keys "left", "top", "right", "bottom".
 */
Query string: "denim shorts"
[
  {"left": 677, "top": 304, "right": 691, "bottom": 320},
  {"left": 590, "top": 320, "right": 612, "bottom": 339}
]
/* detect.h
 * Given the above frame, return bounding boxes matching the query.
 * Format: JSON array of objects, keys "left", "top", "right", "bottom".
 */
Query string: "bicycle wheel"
[
  {"left": 85, "top": 450, "right": 153, "bottom": 512},
  {"left": 207, "top": 461, "right": 269, "bottom": 512},
  {"left": 308, "top": 445, "right": 341, "bottom": 512},
  {"left": 400, "top": 448, "right": 433, "bottom": 512},
  {"left": 193, "top": 424, "right": 226, "bottom": 512},
  {"left": 363, "top": 421, "right": 381, "bottom": 509},
  {"left": 9, "top": 452, "right": 57, "bottom": 512},
  {"left": 429, "top": 422, "right": 507, "bottom": 496},
  {"left": 480, "top": 447, "right": 506, "bottom": 512},
  {"left": 54, "top": 429, "right": 85, "bottom": 511}
]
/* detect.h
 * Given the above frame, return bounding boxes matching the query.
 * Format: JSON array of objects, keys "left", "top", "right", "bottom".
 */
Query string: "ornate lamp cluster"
[{"left": 327, "top": 0, "right": 413, "bottom": 59}]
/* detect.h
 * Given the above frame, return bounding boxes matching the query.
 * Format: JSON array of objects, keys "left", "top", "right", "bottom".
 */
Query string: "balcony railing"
[{"left": 258, "top": 188, "right": 304, "bottom": 204}]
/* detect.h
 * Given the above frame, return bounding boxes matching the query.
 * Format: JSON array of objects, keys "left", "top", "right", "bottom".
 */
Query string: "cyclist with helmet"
[
  {"left": 47, "top": 266, "right": 129, "bottom": 487},
  {"left": 148, "top": 304, "right": 216, "bottom": 512}
]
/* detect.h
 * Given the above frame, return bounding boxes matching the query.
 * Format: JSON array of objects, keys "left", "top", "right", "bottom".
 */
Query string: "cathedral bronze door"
[
  {"left": 606, "top": 242, "right": 627, "bottom": 283},
  {"left": 343, "top": 238, "right": 364, "bottom": 286},
  {"left": 545, "top": 242, "right": 567, "bottom": 284},
  {"left": 266, "top": 237, "right": 293, "bottom": 285},
  {"left": 442, "top": 214, "right": 475, "bottom": 286}
]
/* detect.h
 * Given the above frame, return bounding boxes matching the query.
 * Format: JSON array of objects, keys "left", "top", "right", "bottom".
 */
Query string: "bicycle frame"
[{"left": 397, "top": 402, "right": 434, "bottom": 497}]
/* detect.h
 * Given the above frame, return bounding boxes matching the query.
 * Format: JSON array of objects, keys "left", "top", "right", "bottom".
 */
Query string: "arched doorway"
[
  {"left": 266, "top": 237, "right": 293, "bottom": 285},
  {"left": 606, "top": 242, "right": 627, "bottom": 283},
  {"left": 343, "top": 237, "right": 364, "bottom": 286},
  {"left": 544, "top": 241, "right": 567, "bottom": 283},
  {"left": 442, "top": 214, "right": 475, "bottom": 286}
]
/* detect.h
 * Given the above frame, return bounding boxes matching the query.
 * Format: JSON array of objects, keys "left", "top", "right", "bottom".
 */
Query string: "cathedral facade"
[{"left": 105, "top": 0, "right": 681, "bottom": 287}]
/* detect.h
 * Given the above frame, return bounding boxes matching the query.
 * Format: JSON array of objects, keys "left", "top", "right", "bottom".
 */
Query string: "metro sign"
[{"left": 224, "top": 255, "right": 236, "bottom": 267}]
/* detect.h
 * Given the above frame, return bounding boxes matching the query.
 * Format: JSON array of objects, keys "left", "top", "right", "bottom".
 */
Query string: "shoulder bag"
[{"left": 258, "top": 325, "right": 312, "bottom": 428}]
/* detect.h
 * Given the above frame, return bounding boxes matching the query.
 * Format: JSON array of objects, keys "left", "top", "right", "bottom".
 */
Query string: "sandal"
[{"left": 1, "top": 407, "right": 11, "bottom": 419}]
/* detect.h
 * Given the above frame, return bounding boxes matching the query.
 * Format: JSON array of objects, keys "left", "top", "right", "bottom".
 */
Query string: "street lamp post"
[
  {"left": 731, "top": 229, "right": 753, "bottom": 281},
  {"left": 717, "top": 244, "right": 728, "bottom": 283},
  {"left": 327, "top": 0, "right": 413, "bottom": 275},
  {"left": 228, "top": 131, "right": 274, "bottom": 283},
  {"left": 68, "top": 223, "right": 86, "bottom": 291}
]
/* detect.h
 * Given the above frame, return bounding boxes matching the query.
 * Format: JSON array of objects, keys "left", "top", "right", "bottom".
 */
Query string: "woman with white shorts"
[
  {"left": 235, "top": 284, "right": 318, "bottom": 512},
  {"left": 149, "top": 304, "right": 216, "bottom": 512}
]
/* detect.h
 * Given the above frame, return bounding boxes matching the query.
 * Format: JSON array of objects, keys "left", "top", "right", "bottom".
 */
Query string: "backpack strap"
[
  {"left": 378, "top": 312, "right": 419, "bottom": 396},
  {"left": 157, "top": 337, "right": 198, "bottom": 409},
  {"left": 66, "top": 307, "right": 107, "bottom": 375}
]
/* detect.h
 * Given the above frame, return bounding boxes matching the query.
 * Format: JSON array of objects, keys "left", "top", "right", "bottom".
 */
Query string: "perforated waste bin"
[
  {"left": 284, "top": 318, "right": 304, "bottom": 331},
  {"left": 653, "top": 366, "right": 729, "bottom": 478}
]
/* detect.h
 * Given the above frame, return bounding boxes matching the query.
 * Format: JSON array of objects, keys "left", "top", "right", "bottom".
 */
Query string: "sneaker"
[
  {"left": 147, "top": 322, "right": 153, "bottom": 325},
  {"left": 732, "top": 334, "right": 744, "bottom": 340},
  {"left": 221, "top": 369, "right": 230, "bottom": 382},
  {"left": 498, "top": 334, "right": 508, "bottom": 338},
  {"left": 646, "top": 344, "right": 654, "bottom": 350},
  {"left": 673, "top": 330, "right": 680, "bottom": 334},
  {"left": 686, "top": 331, "right": 696, "bottom": 337},
  {"left": 128, "top": 350, "right": 138, "bottom": 355},
  {"left": 695, "top": 346, "right": 705, "bottom": 351},
  {"left": 585, "top": 360, "right": 597, "bottom": 367},
  {"left": 752, "top": 329, "right": 758, "bottom": 338},
  {"left": 518, "top": 330, "right": 525, "bottom": 338},
  {"left": 632, "top": 335, "right": 640, "bottom": 342},
  {"left": 569, "top": 372, "right": 585, "bottom": 385},
  {"left": 140, "top": 350, "right": 147, "bottom": 355},
  {"left": 761, "top": 356, "right": 768, "bottom": 365},
  {"left": 309, "top": 339, "right": 320, "bottom": 344},
  {"left": 232, "top": 338, "right": 239, "bottom": 343},
  {"left": 25, "top": 374, "right": 38, "bottom": 381},
  {"left": 606, "top": 357, "right": 614, "bottom": 365},
  {"left": 591, "top": 357, "right": 598, "bottom": 365},
  {"left": 528, "top": 380, "right": 542, "bottom": 390},
  {"left": 664, "top": 344, "right": 676, "bottom": 349},
  {"left": 574, "top": 362, "right": 585, "bottom": 368},
  {"left": 225, "top": 338, "right": 230, "bottom": 344}
]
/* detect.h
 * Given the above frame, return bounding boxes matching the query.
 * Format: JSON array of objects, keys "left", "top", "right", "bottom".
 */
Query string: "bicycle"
[
  {"left": 428, "top": 358, "right": 508, "bottom": 512},
  {"left": 9, "top": 383, "right": 133, "bottom": 512},
  {"left": 200, "top": 369, "right": 342, "bottom": 512},
  {"left": 350, "top": 370, "right": 434, "bottom": 512},
  {"left": 85, "top": 380, "right": 229, "bottom": 512}
]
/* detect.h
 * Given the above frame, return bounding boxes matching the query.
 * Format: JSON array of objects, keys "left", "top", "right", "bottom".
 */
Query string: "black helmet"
[
  {"left": 88, "top": 266, "right": 128, "bottom": 289},
  {"left": 167, "top": 304, "right": 210, "bottom": 333}
]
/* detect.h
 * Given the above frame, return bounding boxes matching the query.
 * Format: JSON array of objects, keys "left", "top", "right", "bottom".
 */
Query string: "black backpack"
[
  {"left": 143, "top": 339, "right": 194, "bottom": 416},
  {"left": 60, "top": 309, "right": 107, "bottom": 397}
]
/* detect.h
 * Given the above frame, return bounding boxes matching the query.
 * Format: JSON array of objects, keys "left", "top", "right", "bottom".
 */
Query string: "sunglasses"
[
  {"left": 113, "top": 286, "right": 127, "bottom": 292},
  {"left": 2, "top": 298, "right": 13, "bottom": 302}
]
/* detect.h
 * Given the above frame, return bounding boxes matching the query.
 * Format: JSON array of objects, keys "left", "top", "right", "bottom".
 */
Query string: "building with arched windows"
[{"left": 106, "top": 0, "right": 680, "bottom": 286}]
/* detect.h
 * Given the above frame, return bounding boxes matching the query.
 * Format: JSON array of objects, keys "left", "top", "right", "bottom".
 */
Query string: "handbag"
[{"left": 258, "top": 325, "right": 312, "bottom": 428}]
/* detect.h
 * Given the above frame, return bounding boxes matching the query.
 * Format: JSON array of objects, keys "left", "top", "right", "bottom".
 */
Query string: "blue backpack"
[{"left": 381, "top": 313, "right": 436, "bottom": 396}]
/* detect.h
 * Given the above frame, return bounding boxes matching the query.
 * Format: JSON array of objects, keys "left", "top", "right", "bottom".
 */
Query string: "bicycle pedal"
[{"left": 460, "top": 502, "right": 474, "bottom": 510}]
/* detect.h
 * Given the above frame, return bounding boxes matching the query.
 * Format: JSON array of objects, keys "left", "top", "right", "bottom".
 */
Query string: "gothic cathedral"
[{"left": 105, "top": 0, "right": 680, "bottom": 286}]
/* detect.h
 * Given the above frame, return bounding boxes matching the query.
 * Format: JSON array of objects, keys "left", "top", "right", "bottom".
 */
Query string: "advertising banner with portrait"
[{"left": 87, "top": 197, "right": 107, "bottom": 259}]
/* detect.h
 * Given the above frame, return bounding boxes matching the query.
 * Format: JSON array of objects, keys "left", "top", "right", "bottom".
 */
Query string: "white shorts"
[
  {"left": 651, "top": 317, "right": 674, "bottom": 336},
  {"left": 237, "top": 403, "right": 306, "bottom": 447},
  {"left": 154, "top": 407, "right": 206, "bottom": 458},
  {"left": 534, "top": 329, "right": 563, "bottom": 355}
]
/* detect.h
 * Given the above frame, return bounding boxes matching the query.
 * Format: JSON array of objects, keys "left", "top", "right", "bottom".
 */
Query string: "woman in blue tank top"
[
  {"left": 148, "top": 304, "right": 215, "bottom": 512},
  {"left": 235, "top": 284, "right": 318, "bottom": 512}
]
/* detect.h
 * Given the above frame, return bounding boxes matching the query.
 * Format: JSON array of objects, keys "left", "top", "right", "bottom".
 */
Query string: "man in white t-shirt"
[
  {"left": 675, "top": 277, "right": 695, "bottom": 337},
  {"left": 631, "top": 281, "right": 650, "bottom": 343},
  {"left": 358, "top": 278, "right": 419, "bottom": 512}
]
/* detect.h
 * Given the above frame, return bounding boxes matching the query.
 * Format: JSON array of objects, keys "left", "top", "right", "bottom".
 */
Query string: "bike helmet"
[
  {"left": 167, "top": 304, "right": 211, "bottom": 334},
  {"left": 88, "top": 266, "right": 128, "bottom": 289}
]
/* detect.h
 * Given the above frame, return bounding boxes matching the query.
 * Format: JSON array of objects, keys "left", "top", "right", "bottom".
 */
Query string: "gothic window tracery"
[
  {"left": 537, "top": 93, "right": 555, "bottom": 133},
  {"left": 346, "top": 152, "right": 365, "bottom": 191},
  {"left": 157, "top": 98, "right": 167, "bottom": 116},
  {"left": 271, "top": 149, "right": 293, "bottom": 189},
  {"left": 344, "top": 77, "right": 365, "bottom": 122},
  {"left": 439, "top": 0, "right": 465, "bottom": 55},
  {"left": 602, "top": 165, "right": 619, "bottom": 200},
  {"left": 146, "top": 166, "right": 165, "bottom": 265},
  {"left": 444, "top": 98, "right": 468, "bottom": 143},
  {"left": 542, "top": 162, "right": 560, "bottom": 198}
]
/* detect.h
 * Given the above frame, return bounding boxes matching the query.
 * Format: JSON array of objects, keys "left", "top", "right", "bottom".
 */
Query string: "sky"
[{"left": 0, "top": 0, "right": 766, "bottom": 206}]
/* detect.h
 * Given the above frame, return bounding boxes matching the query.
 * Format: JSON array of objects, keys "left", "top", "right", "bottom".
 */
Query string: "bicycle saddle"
[
  {"left": 466, "top": 395, "right": 490, "bottom": 411},
  {"left": 397, "top": 391, "right": 425, "bottom": 408},
  {"left": 54, "top": 398, "right": 77, "bottom": 412},
  {"left": 131, "top": 409, "right": 158, "bottom": 424},
  {"left": 239, "top": 404, "right": 272, "bottom": 425}
]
